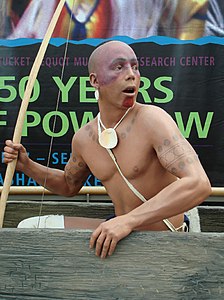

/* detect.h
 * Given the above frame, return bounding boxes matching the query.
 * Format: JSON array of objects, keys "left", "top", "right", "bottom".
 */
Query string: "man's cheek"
[{"left": 98, "top": 73, "right": 119, "bottom": 86}]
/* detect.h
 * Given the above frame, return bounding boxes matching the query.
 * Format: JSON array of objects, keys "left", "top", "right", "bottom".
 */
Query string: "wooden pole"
[
  {"left": 0, "top": 186, "right": 224, "bottom": 196},
  {"left": 0, "top": 186, "right": 107, "bottom": 195},
  {"left": 0, "top": 0, "right": 66, "bottom": 228}
]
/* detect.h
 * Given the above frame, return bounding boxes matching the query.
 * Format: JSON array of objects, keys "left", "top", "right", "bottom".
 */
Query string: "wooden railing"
[{"left": 1, "top": 186, "right": 224, "bottom": 196}]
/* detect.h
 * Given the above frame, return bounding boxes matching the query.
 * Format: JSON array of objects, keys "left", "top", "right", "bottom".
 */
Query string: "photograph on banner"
[{"left": 1, "top": 0, "right": 224, "bottom": 40}]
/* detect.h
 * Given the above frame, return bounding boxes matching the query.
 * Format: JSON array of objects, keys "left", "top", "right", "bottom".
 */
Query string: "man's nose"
[{"left": 125, "top": 66, "right": 135, "bottom": 80}]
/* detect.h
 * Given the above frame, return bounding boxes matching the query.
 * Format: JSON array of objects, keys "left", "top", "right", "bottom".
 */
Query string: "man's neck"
[{"left": 98, "top": 103, "right": 135, "bottom": 128}]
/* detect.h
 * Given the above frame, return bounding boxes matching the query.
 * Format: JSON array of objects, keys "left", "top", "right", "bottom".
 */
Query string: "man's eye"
[
  {"left": 115, "top": 65, "right": 122, "bottom": 70},
  {"left": 132, "top": 65, "right": 138, "bottom": 70}
]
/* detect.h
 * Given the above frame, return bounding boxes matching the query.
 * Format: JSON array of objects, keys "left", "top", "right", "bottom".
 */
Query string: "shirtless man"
[{"left": 3, "top": 41, "right": 211, "bottom": 258}]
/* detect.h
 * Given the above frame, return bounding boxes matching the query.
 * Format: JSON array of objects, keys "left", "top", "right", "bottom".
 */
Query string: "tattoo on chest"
[{"left": 119, "top": 111, "right": 138, "bottom": 140}]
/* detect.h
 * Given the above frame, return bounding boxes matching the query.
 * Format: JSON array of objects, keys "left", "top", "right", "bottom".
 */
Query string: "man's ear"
[{"left": 89, "top": 73, "right": 99, "bottom": 88}]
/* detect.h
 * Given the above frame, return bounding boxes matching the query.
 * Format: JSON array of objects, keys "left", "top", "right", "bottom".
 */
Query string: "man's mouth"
[{"left": 122, "top": 87, "right": 136, "bottom": 95}]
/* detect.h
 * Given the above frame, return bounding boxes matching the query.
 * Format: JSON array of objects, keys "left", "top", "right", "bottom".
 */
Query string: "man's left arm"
[{"left": 124, "top": 110, "right": 211, "bottom": 231}]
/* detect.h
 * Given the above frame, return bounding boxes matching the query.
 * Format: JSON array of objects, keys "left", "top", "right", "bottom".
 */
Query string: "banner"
[{"left": 0, "top": 0, "right": 224, "bottom": 187}]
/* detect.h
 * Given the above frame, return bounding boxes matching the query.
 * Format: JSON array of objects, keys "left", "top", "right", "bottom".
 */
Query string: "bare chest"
[{"left": 82, "top": 131, "right": 153, "bottom": 182}]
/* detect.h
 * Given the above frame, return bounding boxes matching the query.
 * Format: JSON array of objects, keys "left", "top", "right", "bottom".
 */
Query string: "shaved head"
[{"left": 88, "top": 41, "right": 136, "bottom": 74}]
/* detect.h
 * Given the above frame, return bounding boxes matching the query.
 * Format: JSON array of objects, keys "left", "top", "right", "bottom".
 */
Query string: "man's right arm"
[{"left": 3, "top": 139, "right": 90, "bottom": 197}]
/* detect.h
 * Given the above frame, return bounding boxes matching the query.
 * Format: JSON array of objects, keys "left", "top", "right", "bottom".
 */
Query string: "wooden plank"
[
  {"left": 0, "top": 230, "right": 223, "bottom": 299},
  {"left": 4, "top": 202, "right": 115, "bottom": 228},
  {"left": 4, "top": 201, "right": 224, "bottom": 232},
  {"left": 199, "top": 206, "right": 224, "bottom": 232}
]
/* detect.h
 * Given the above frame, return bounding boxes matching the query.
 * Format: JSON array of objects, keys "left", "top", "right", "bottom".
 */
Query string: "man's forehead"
[
  {"left": 99, "top": 44, "right": 137, "bottom": 63},
  {"left": 110, "top": 57, "right": 138, "bottom": 65},
  {"left": 89, "top": 41, "right": 137, "bottom": 72}
]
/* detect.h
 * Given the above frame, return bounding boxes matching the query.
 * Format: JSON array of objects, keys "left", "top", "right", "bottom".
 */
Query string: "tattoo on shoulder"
[
  {"left": 85, "top": 124, "right": 97, "bottom": 142},
  {"left": 158, "top": 136, "right": 197, "bottom": 172}
]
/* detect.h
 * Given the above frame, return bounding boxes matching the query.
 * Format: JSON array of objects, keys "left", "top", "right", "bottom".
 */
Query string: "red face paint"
[{"left": 123, "top": 97, "right": 134, "bottom": 108}]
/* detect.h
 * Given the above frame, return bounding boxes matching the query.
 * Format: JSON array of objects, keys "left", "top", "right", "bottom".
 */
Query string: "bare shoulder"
[
  {"left": 135, "top": 104, "right": 202, "bottom": 179},
  {"left": 71, "top": 118, "right": 97, "bottom": 149},
  {"left": 136, "top": 104, "right": 177, "bottom": 133},
  {"left": 136, "top": 104, "right": 191, "bottom": 155},
  {"left": 137, "top": 103, "right": 173, "bottom": 119},
  {"left": 65, "top": 119, "right": 97, "bottom": 173}
]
